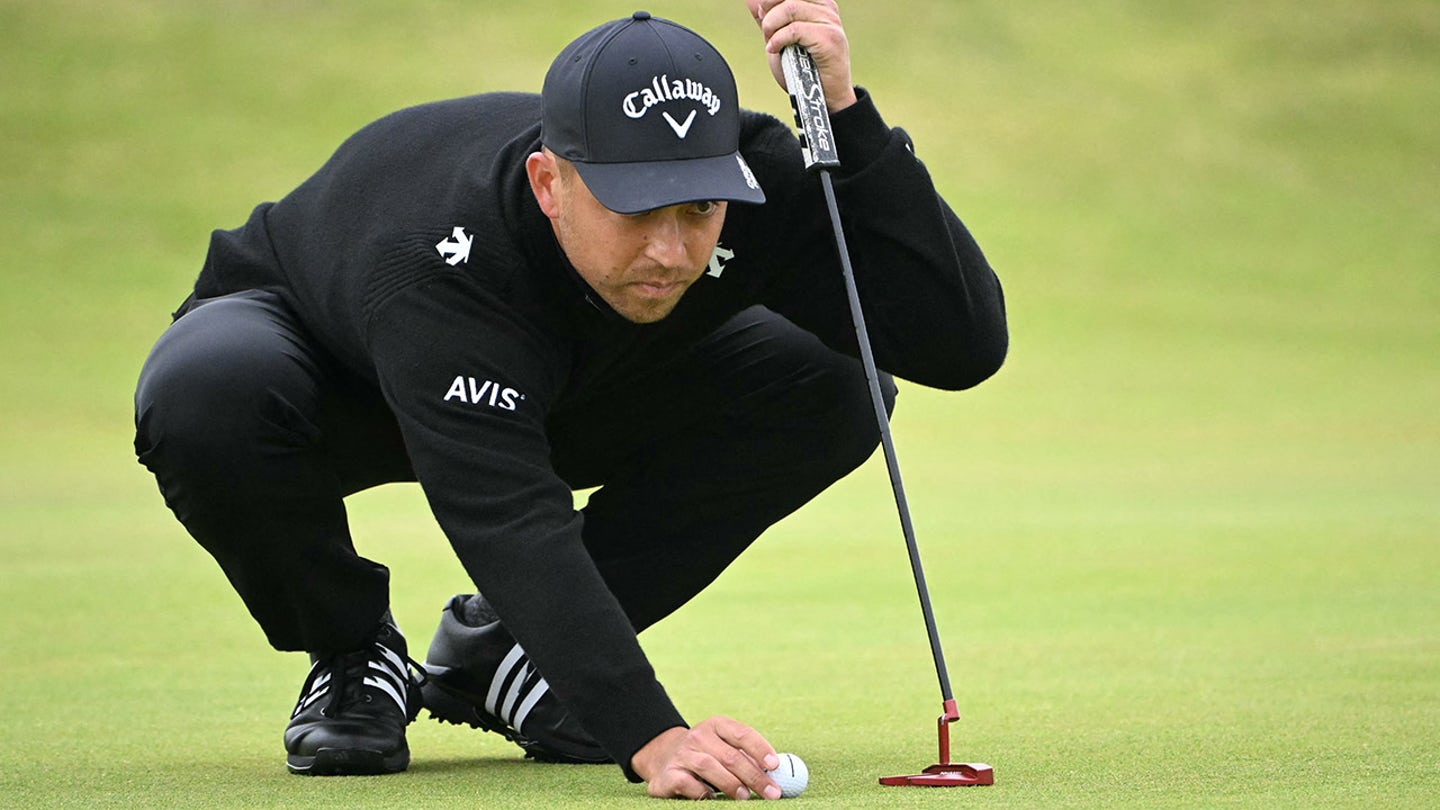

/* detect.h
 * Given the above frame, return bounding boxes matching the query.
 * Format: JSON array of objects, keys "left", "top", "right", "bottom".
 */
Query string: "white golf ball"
[{"left": 766, "top": 752, "right": 809, "bottom": 798}]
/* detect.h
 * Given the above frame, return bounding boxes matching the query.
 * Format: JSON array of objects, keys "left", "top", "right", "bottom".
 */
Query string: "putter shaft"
[{"left": 817, "top": 169, "right": 954, "bottom": 704}]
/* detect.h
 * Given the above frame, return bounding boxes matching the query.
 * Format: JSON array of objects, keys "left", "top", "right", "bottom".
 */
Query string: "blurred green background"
[{"left": 2, "top": 1, "right": 1436, "bottom": 807}]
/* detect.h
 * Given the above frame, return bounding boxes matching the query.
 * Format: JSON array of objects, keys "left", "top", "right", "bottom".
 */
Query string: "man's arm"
[
  {"left": 744, "top": 1, "right": 1008, "bottom": 393},
  {"left": 371, "top": 273, "right": 787, "bottom": 799},
  {"left": 366, "top": 274, "right": 690, "bottom": 777}
]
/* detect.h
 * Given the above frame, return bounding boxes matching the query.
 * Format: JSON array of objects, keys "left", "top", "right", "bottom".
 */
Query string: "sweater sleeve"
[
  {"left": 755, "top": 89, "right": 1008, "bottom": 391},
  {"left": 366, "top": 272, "right": 684, "bottom": 779}
]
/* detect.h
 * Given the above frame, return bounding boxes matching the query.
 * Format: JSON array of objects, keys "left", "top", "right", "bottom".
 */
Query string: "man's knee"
[
  {"left": 777, "top": 349, "right": 896, "bottom": 481},
  {"left": 133, "top": 297, "right": 323, "bottom": 482},
  {"left": 830, "top": 363, "right": 897, "bottom": 475}
]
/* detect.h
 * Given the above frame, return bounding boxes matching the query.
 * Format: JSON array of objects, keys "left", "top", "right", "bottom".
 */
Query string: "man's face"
[{"left": 528, "top": 151, "right": 727, "bottom": 324}]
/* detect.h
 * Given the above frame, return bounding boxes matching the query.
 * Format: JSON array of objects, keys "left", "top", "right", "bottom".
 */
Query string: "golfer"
[{"left": 133, "top": 0, "right": 1006, "bottom": 800}]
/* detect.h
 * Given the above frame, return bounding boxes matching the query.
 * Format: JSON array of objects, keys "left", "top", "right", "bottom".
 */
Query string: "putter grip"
[{"left": 780, "top": 45, "right": 841, "bottom": 170}]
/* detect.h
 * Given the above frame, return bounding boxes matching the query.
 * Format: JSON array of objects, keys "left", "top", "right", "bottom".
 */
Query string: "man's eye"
[{"left": 691, "top": 201, "right": 720, "bottom": 216}]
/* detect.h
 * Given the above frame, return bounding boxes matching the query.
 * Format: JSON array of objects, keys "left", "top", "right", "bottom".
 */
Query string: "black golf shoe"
[
  {"left": 284, "top": 618, "right": 423, "bottom": 775},
  {"left": 421, "top": 594, "right": 612, "bottom": 764}
]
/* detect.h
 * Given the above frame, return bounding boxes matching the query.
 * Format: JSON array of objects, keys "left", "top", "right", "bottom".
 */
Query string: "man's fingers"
[
  {"left": 694, "top": 718, "right": 781, "bottom": 800},
  {"left": 748, "top": 0, "right": 856, "bottom": 110},
  {"left": 713, "top": 718, "right": 780, "bottom": 772},
  {"left": 647, "top": 771, "right": 717, "bottom": 801},
  {"left": 754, "top": 0, "right": 842, "bottom": 44},
  {"left": 640, "top": 717, "right": 783, "bottom": 800},
  {"left": 649, "top": 753, "right": 742, "bottom": 800},
  {"left": 763, "top": 21, "right": 848, "bottom": 65}
]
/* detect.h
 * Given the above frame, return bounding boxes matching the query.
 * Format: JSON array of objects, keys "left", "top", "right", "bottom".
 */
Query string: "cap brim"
[{"left": 570, "top": 152, "right": 766, "bottom": 215}]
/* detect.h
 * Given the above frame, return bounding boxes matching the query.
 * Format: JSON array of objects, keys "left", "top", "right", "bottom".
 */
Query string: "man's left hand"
[{"left": 746, "top": 0, "right": 858, "bottom": 113}]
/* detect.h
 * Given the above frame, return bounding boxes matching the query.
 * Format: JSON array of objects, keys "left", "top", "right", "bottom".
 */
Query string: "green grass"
[{"left": 2, "top": 1, "right": 1437, "bottom": 807}]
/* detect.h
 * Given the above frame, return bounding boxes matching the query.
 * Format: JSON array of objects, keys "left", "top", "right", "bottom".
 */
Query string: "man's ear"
[{"left": 526, "top": 150, "right": 561, "bottom": 220}]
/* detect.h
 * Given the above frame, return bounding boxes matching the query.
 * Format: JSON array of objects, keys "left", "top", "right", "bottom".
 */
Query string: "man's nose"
[{"left": 642, "top": 211, "right": 688, "bottom": 267}]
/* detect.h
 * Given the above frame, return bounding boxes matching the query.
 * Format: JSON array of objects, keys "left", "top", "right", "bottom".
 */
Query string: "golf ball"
[{"left": 766, "top": 752, "right": 809, "bottom": 798}]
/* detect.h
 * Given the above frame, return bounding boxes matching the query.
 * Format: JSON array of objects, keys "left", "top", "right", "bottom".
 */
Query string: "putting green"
[{"left": 2, "top": 2, "right": 1435, "bottom": 807}]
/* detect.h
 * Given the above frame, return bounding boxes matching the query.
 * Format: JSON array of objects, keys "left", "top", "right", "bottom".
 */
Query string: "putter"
[{"left": 780, "top": 44, "right": 994, "bottom": 788}]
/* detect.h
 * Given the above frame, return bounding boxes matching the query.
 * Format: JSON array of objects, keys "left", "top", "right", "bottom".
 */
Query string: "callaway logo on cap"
[{"left": 542, "top": 10, "right": 767, "bottom": 214}]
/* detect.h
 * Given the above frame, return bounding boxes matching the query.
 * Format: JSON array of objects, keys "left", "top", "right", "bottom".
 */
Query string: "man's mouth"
[{"left": 631, "top": 279, "right": 685, "bottom": 297}]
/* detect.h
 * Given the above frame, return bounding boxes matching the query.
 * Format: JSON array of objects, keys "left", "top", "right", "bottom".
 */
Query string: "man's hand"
[
  {"left": 746, "top": 0, "right": 858, "bottom": 113},
  {"left": 633, "top": 718, "right": 783, "bottom": 800}
]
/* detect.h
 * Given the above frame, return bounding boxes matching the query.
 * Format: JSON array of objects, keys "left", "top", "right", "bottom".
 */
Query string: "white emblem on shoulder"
[
  {"left": 706, "top": 242, "right": 735, "bottom": 278},
  {"left": 436, "top": 226, "right": 473, "bottom": 266}
]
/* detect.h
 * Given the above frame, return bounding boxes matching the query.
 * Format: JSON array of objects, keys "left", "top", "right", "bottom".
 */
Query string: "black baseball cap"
[{"left": 542, "top": 11, "right": 766, "bottom": 214}]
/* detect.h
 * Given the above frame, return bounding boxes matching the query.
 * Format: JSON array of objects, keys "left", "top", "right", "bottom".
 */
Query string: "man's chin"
[
  {"left": 609, "top": 289, "right": 690, "bottom": 323},
  {"left": 617, "top": 301, "right": 680, "bottom": 324}
]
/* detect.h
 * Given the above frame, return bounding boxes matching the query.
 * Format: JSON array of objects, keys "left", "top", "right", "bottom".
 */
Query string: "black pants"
[{"left": 133, "top": 290, "right": 894, "bottom": 654}]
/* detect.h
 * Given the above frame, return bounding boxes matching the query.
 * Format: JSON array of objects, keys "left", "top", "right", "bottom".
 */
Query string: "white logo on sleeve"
[
  {"left": 436, "top": 226, "right": 473, "bottom": 266},
  {"left": 444, "top": 376, "right": 525, "bottom": 411}
]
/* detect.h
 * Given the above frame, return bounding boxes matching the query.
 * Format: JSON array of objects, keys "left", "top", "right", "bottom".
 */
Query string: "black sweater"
[{"left": 193, "top": 89, "right": 1007, "bottom": 775}]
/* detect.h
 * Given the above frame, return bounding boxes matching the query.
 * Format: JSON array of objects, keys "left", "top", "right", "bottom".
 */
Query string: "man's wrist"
[
  {"left": 629, "top": 725, "right": 688, "bottom": 782},
  {"left": 828, "top": 86, "right": 859, "bottom": 114}
]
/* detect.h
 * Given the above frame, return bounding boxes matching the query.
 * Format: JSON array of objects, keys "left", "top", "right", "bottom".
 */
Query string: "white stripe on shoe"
[
  {"left": 485, "top": 644, "right": 527, "bottom": 718},
  {"left": 367, "top": 644, "right": 412, "bottom": 714},
  {"left": 511, "top": 677, "right": 550, "bottom": 734},
  {"left": 292, "top": 640, "right": 414, "bottom": 720},
  {"left": 500, "top": 662, "right": 532, "bottom": 722},
  {"left": 365, "top": 673, "right": 407, "bottom": 714},
  {"left": 293, "top": 670, "right": 333, "bottom": 717},
  {"left": 482, "top": 643, "right": 555, "bottom": 734}
]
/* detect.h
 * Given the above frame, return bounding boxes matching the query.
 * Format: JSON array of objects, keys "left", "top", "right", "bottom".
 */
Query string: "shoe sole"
[{"left": 287, "top": 747, "right": 409, "bottom": 776}]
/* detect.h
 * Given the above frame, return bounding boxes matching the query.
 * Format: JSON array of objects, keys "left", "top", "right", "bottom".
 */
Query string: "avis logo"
[{"left": 443, "top": 376, "right": 524, "bottom": 411}]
